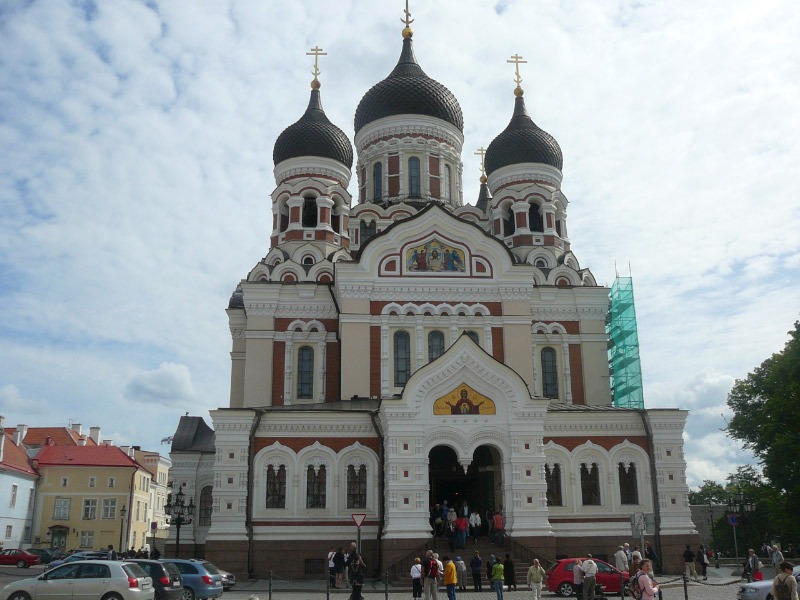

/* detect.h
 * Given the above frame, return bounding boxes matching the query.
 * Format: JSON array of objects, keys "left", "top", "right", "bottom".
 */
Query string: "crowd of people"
[
  {"left": 326, "top": 541, "right": 366, "bottom": 600},
  {"left": 428, "top": 500, "right": 506, "bottom": 550}
]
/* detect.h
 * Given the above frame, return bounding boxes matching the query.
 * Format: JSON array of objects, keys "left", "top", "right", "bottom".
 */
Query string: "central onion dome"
[
  {"left": 485, "top": 91, "right": 563, "bottom": 174},
  {"left": 273, "top": 86, "right": 353, "bottom": 168},
  {"left": 354, "top": 35, "right": 463, "bottom": 133}
]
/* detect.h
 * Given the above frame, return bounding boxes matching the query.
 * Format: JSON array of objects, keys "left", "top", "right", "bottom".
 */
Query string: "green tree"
[{"left": 689, "top": 480, "right": 727, "bottom": 505}]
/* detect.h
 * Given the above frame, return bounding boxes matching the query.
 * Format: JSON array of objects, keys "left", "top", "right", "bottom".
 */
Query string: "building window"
[
  {"left": 443, "top": 164, "right": 452, "bottom": 200},
  {"left": 346, "top": 465, "right": 367, "bottom": 509},
  {"left": 79, "top": 531, "right": 93, "bottom": 548},
  {"left": 503, "top": 205, "right": 515, "bottom": 237},
  {"left": 102, "top": 498, "right": 117, "bottom": 519},
  {"left": 428, "top": 331, "right": 445, "bottom": 362},
  {"left": 108, "top": 477, "right": 116, "bottom": 488},
  {"left": 529, "top": 204, "right": 543, "bottom": 232},
  {"left": 394, "top": 331, "right": 411, "bottom": 386},
  {"left": 373, "top": 162, "right": 382, "bottom": 200},
  {"left": 28, "top": 489, "right": 34, "bottom": 510},
  {"left": 88, "top": 477, "right": 96, "bottom": 488},
  {"left": 23, "top": 526, "right": 30, "bottom": 543},
  {"left": 359, "top": 220, "right": 377, "bottom": 246},
  {"left": 465, "top": 331, "right": 480, "bottom": 345},
  {"left": 306, "top": 465, "right": 326, "bottom": 509},
  {"left": 61, "top": 477, "right": 68, "bottom": 488},
  {"left": 545, "top": 464, "right": 563, "bottom": 506},
  {"left": 408, "top": 157, "right": 421, "bottom": 198},
  {"left": 266, "top": 465, "right": 286, "bottom": 509},
  {"left": 53, "top": 498, "right": 70, "bottom": 520},
  {"left": 580, "top": 463, "right": 601, "bottom": 506},
  {"left": 541, "top": 347, "right": 559, "bottom": 398},
  {"left": 10, "top": 484, "right": 17, "bottom": 507},
  {"left": 297, "top": 346, "right": 314, "bottom": 399},
  {"left": 619, "top": 463, "right": 639, "bottom": 505},
  {"left": 198, "top": 486, "right": 212, "bottom": 526},
  {"left": 302, "top": 196, "right": 318, "bottom": 227},
  {"left": 4, "top": 525, "right": 11, "bottom": 539},
  {"left": 82, "top": 499, "right": 97, "bottom": 520}
]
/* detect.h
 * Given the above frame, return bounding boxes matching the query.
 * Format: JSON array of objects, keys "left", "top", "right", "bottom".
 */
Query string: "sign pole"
[{"left": 351, "top": 514, "right": 367, "bottom": 555}]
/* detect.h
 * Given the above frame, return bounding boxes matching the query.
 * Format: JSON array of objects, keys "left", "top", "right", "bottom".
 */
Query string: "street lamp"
[
  {"left": 164, "top": 484, "right": 194, "bottom": 558},
  {"left": 119, "top": 505, "right": 128, "bottom": 553},
  {"left": 708, "top": 503, "right": 719, "bottom": 568},
  {"left": 727, "top": 486, "right": 755, "bottom": 565}
]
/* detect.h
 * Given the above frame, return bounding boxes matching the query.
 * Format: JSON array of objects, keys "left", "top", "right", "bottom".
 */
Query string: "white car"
[
  {"left": 1, "top": 560, "right": 155, "bottom": 600},
  {"left": 738, "top": 565, "right": 800, "bottom": 600}
]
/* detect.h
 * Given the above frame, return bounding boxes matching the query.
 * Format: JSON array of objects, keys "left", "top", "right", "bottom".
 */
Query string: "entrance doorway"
[{"left": 428, "top": 445, "right": 501, "bottom": 520}]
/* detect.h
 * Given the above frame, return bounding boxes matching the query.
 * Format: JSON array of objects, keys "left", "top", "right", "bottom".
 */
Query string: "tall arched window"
[
  {"left": 619, "top": 462, "right": 639, "bottom": 505},
  {"left": 443, "top": 165, "right": 452, "bottom": 200},
  {"left": 545, "top": 464, "right": 563, "bottom": 507},
  {"left": 297, "top": 346, "right": 314, "bottom": 399},
  {"left": 529, "top": 204, "right": 543, "bottom": 232},
  {"left": 394, "top": 331, "right": 411, "bottom": 386},
  {"left": 302, "top": 196, "right": 318, "bottom": 227},
  {"left": 581, "top": 463, "right": 601, "bottom": 505},
  {"left": 266, "top": 465, "right": 286, "bottom": 508},
  {"left": 372, "top": 162, "right": 382, "bottom": 201},
  {"left": 541, "top": 347, "right": 559, "bottom": 398},
  {"left": 428, "top": 331, "right": 445, "bottom": 362},
  {"left": 346, "top": 465, "right": 367, "bottom": 509},
  {"left": 503, "top": 205, "right": 515, "bottom": 236},
  {"left": 198, "top": 485, "right": 213, "bottom": 526},
  {"left": 306, "top": 465, "right": 326, "bottom": 508},
  {"left": 408, "top": 157, "right": 421, "bottom": 198},
  {"left": 359, "top": 220, "right": 377, "bottom": 246}
]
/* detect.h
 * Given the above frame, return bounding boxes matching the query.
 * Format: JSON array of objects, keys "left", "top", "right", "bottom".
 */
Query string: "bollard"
[
  {"left": 268, "top": 570, "right": 273, "bottom": 600},
  {"left": 682, "top": 573, "right": 688, "bottom": 600},
  {"left": 385, "top": 570, "right": 389, "bottom": 600}
]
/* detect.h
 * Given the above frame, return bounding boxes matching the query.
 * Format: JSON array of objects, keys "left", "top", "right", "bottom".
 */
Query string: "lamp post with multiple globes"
[
  {"left": 164, "top": 484, "right": 194, "bottom": 558},
  {"left": 118, "top": 505, "right": 128, "bottom": 553}
]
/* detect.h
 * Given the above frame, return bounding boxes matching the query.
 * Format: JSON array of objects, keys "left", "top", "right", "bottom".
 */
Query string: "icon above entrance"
[{"left": 433, "top": 384, "right": 496, "bottom": 415}]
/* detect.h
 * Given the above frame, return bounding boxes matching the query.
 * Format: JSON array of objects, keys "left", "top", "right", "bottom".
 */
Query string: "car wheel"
[
  {"left": 16, "top": 560, "right": 27, "bottom": 568},
  {"left": 182, "top": 588, "right": 196, "bottom": 600},
  {"left": 102, "top": 594, "right": 123, "bottom": 600},
  {"left": 8, "top": 593, "right": 31, "bottom": 600},
  {"left": 558, "top": 582, "right": 574, "bottom": 596}
]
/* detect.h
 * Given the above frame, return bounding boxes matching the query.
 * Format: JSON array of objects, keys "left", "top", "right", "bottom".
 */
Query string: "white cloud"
[{"left": 124, "top": 363, "right": 196, "bottom": 407}]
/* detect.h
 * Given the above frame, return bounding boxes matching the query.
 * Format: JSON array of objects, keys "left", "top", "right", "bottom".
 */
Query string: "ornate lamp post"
[
  {"left": 118, "top": 505, "right": 128, "bottom": 553},
  {"left": 165, "top": 484, "right": 194, "bottom": 558},
  {"left": 708, "top": 503, "right": 719, "bottom": 568},
  {"left": 727, "top": 486, "right": 755, "bottom": 564}
]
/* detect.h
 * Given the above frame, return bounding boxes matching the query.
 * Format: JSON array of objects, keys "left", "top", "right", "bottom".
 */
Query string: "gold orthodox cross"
[
  {"left": 507, "top": 53, "right": 527, "bottom": 87},
  {"left": 474, "top": 147, "right": 487, "bottom": 177},
  {"left": 401, "top": 0, "right": 414, "bottom": 27},
  {"left": 306, "top": 46, "right": 327, "bottom": 83}
]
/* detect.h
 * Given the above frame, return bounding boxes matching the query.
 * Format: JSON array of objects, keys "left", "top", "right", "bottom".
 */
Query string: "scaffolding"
[{"left": 606, "top": 276, "right": 645, "bottom": 409}]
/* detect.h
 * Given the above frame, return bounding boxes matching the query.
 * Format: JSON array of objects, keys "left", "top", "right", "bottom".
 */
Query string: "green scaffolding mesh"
[{"left": 606, "top": 276, "right": 645, "bottom": 409}]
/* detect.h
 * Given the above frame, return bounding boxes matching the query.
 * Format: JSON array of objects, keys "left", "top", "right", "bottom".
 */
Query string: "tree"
[
  {"left": 727, "top": 320, "right": 800, "bottom": 538},
  {"left": 688, "top": 480, "right": 727, "bottom": 505}
]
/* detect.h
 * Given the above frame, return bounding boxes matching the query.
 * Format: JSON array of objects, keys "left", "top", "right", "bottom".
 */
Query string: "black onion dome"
[
  {"left": 273, "top": 88, "right": 353, "bottom": 168},
  {"left": 354, "top": 37, "right": 463, "bottom": 133},
  {"left": 485, "top": 95, "right": 563, "bottom": 174}
]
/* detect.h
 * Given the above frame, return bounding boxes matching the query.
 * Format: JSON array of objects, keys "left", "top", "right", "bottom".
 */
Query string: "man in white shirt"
[
  {"left": 614, "top": 546, "right": 629, "bottom": 572},
  {"left": 581, "top": 554, "right": 598, "bottom": 600}
]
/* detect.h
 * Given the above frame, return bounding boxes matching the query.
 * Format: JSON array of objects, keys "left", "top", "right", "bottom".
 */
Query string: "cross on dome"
[
  {"left": 306, "top": 45, "right": 327, "bottom": 89},
  {"left": 474, "top": 147, "right": 487, "bottom": 177},
  {"left": 507, "top": 53, "right": 527, "bottom": 95},
  {"left": 401, "top": 0, "right": 414, "bottom": 38}
]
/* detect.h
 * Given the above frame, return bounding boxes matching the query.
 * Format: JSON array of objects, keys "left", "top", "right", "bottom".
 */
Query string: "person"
[
  {"left": 327, "top": 546, "right": 336, "bottom": 588},
  {"left": 573, "top": 559, "right": 584, "bottom": 599},
  {"left": 492, "top": 511, "right": 505, "bottom": 546},
  {"left": 333, "top": 547, "right": 345, "bottom": 589},
  {"left": 632, "top": 546, "right": 642, "bottom": 561},
  {"left": 581, "top": 554, "right": 597, "bottom": 600},
  {"left": 504, "top": 553, "right": 517, "bottom": 591},
  {"left": 491, "top": 555, "right": 505, "bottom": 600},
  {"left": 624, "top": 543, "right": 632, "bottom": 565},
  {"left": 455, "top": 556, "right": 467, "bottom": 592},
  {"left": 444, "top": 556, "right": 457, "bottom": 600},
  {"left": 773, "top": 546, "right": 786, "bottom": 568},
  {"left": 526, "top": 558, "right": 546, "bottom": 600},
  {"left": 469, "top": 510, "right": 482, "bottom": 544},
  {"left": 346, "top": 542, "right": 361, "bottom": 587},
  {"left": 435, "top": 553, "right": 444, "bottom": 582},
  {"left": 411, "top": 557, "right": 424, "bottom": 599},
  {"left": 106, "top": 544, "right": 118, "bottom": 560},
  {"left": 745, "top": 548, "right": 763, "bottom": 581},
  {"left": 487, "top": 555, "right": 496, "bottom": 590},
  {"left": 470, "top": 550, "right": 483, "bottom": 591},
  {"left": 629, "top": 554, "right": 640, "bottom": 578},
  {"left": 682, "top": 545, "right": 698, "bottom": 581},
  {"left": 350, "top": 556, "right": 364, "bottom": 600},
  {"left": 456, "top": 514, "right": 468, "bottom": 549},
  {"left": 614, "top": 546, "right": 628, "bottom": 572},
  {"left": 424, "top": 549, "right": 440, "bottom": 600},
  {"left": 637, "top": 559, "right": 660, "bottom": 600},
  {"left": 152, "top": 546, "right": 160, "bottom": 560},
  {"left": 697, "top": 545, "right": 709, "bottom": 581},
  {"left": 644, "top": 541, "right": 660, "bottom": 574},
  {"left": 771, "top": 561, "right": 799, "bottom": 600}
]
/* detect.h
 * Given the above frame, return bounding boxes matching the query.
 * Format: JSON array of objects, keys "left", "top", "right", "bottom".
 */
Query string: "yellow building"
[{"left": 31, "top": 444, "right": 151, "bottom": 553}]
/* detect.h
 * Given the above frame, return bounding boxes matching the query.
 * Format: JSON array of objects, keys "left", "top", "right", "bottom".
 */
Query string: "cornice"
[{"left": 336, "top": 283, "right": 532, "bottom": 302}]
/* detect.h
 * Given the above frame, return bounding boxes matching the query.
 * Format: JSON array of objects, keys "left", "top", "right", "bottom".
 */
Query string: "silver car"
[
  {"left": 738, "top": 565, "right": 800, "bottom": 600},
  {"left": 1, "top": 560, "right": 155, "bottom": 600}
]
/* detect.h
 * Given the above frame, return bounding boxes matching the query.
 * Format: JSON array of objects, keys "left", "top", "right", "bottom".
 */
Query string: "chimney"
[
  {"left": 128, "top": 446, "right": 135, "bottom": 457},
  {"left": 78, "top": 438, "right": 86, "bottom": 446},
  {"left": 14, "top": 424, "right": 27, "bottom": 446},
  {"left": 89, "top": 427, "right": 101, "bottom": 444},
  {"left": 71, "top": 423, "right": 82, "bottom": 436}
]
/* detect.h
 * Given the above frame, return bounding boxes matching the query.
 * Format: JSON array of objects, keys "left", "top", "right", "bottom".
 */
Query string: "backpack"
[
  {"left": 425, "top": 558, "right": 440, "bottom": 579},
  {"left": 628, "top": 572, "right": 645, "bottom": 600},
  {"left": 774, "top": 574, "right": 792, "bottom": 600}
]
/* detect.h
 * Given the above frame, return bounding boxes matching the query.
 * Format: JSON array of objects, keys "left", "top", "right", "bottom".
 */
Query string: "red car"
[
  {"left": 546, "top": 557, "right": 630, "bottom": 596},
  {"left": 0, "top": 548, "right": 41, "bottom": 568}
]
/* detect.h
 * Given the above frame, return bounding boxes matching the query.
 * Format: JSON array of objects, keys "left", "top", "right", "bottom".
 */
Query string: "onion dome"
[
  {"left": 273, "top": 87, "right": 353, "bottom": 168},
  {"left": 484, "top": 91, "right": 563, "bottom": 175},
  {"left": 354, "top": 35, "right": 463, "bottom": 133}
]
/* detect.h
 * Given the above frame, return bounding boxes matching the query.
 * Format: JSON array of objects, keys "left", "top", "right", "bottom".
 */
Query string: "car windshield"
[{"left": 123, "top": 564, "right": 148, "bottom": 578}]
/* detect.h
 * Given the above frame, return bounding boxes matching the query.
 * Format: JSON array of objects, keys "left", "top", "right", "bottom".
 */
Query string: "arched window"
[
  {"left": 346, "top": 465, "right": 367, "bottom": 509},
  {"left": 306, "top": 465, "right": 326, "bottom": 508},
  {"left": 302, "top": 196, "right": 318, "bottom": 227},
  {"left": 580, "top": 462, "right": 601, "bottom": 505},
  {"left": 428, "top": 331, "right": 445, "bottom": 362},
  {"left": 198, "top": 485, "right": 213, "bottom": 526},
  {"left": 373, "top": 162, "right": 382, "bottom": 201},
  {"left": 279, "top": 202, "right": 289, "bottom": 233},
  {"left": 408, "top": 157, "right": 421, "bottom": 198},
  {"left": 394, "top": 331, "right": 411, "bottom": 386},
  {"left": 443, "top": 165, "right": 452, "bottom": 200},
  {"left": 503, "top": 205, "right": 515, "bottom": 237},
  {"left": 466, "top": 331, "right": 479, "bottom": 345},
  {"left": 266, "top": 465, "right": 286, "bottom": 508},
  {"left": 555, "top": 219, "right": 562, "bottom": 236},
  {"left": 529, "top": 204, "right": 543, "bottom": 232},
  {"left": 297, "top": 346, "right": 314, "bottom": 399},
  {"left": 359, "top": 220, "right": 377, "bottom": 246},
  {"left": 545, "top": 464, "right": 563, "bottom": 507},
  {"left": 619, "top": 462, "right": 639, "bottom": 505},
  {"left": 302, "top": 256, "right": 314, "bottom": 266},
  {"left": 541, "top": 347, "right": 559, "bottom": 398}
]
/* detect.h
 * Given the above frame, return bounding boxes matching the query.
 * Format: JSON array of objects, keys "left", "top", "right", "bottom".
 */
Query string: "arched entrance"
[{"left": 428, "top": 445, "right": 502, "bottom": 518}]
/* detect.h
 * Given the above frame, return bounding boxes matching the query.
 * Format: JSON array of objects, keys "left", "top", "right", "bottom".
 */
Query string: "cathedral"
[{"left": 169, "top": 6, "right": 696, "bottom": 579}]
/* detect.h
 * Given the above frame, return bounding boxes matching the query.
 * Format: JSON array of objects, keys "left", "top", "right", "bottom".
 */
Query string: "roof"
[
  {"left": 34, "top": 444, "right": 139, "bottom": 467},
  {"left": 170, "top": 416, "right": 216, "bottom": 453},
  {"left": 0, "top": 432, "right": 37, "bottom": 477},
  {"left": 23, "top": 427, "right": 98, "bottom": 448}
]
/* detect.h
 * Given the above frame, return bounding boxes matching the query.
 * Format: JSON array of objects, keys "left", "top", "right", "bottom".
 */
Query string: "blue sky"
[{"left": 1, "top": 0, "right": 798, "bottom": 487}]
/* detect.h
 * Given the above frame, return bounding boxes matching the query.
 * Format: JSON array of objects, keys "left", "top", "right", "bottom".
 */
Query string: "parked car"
[
  {"left": 546, "top": 558, "right": 630, "bottom": 596},
  {"left": 215, "top": 567, "right": 235, "bottom": 591},
  {"left": 0, "top": 560, "right": 154, "bottom": 600},
  {"left": 159, "top": 559, "right": 223, "bottom": 600},
  {"left": 45, "top": 550, "right": 108, "bottom": 571},
  {"left": 0, "top": 549, "right": 40, "bottom": 568},
  {"left": 22, "top": 550, "right": 52, "bottom": 565},
  {"left": 738, "top": 565, "right": 800, "bottom": 600},
  {"left": 129, "top": 560, "right": 183, "bottom": 600}
]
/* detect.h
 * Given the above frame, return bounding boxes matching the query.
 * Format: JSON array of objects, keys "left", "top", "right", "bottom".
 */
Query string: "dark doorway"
[{"left": 429, "top": 445, "right": 500, "bottom": 517}]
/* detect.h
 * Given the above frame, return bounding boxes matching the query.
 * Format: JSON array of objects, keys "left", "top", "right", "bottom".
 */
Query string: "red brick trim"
[
  {"left": 255, "top": 437, "right": 380, "bottom": 453},
  {"left": 544, "top": 436, "right": 650, "bottom": 452},
  {"left": 272, "top": 341, "right": 285, "bottom": 406}
]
